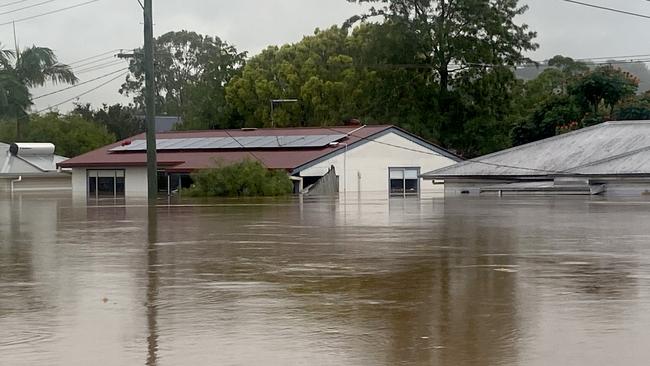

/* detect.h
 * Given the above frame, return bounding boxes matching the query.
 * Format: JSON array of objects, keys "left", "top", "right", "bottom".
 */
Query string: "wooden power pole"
[{"left": 143, "top": 0, "right": 158, "bottom": 203}]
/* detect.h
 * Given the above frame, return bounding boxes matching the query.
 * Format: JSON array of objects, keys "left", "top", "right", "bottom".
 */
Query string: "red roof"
[{"left": 59, "top": 125, "right": 395, "bottom": 172}]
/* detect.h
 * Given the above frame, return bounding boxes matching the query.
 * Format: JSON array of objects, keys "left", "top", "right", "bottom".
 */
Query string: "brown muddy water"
[{"left": 2, "top": 193, "right": 650, "bottom": 366}]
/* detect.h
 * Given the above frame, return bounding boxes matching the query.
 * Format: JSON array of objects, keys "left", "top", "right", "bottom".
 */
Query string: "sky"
[{"left": 2, "top": 0, "right": 650, "bottom": 112}]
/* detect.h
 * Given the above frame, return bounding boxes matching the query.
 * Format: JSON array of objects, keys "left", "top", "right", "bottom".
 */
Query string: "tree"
[
  {"left": 0, "top": 45, "right": 76, "bottom": 138},
  {"left": 120, "top": 30, "right": 247, "bottom": 121},
  {"left": 226, "top": 26, "right": 375, "bottom": 128},
  {"left": 571, "top": 66, "right": 638, "bottom": 115},
  {"left": 346, "top": 0, "right": 538, "bottom": 95},
  {"left": 72, "top": 103, "right": 145, "bottom": 140},
  {"left": 613, "top": 92, "right": 650, "bottom": 121},
  {"left": 0, "top": 112, "right": 115, "bottom": 157},
  {"left": 511, "top": 61, "right": 641, "bottom": 145},
  {"left": 512, "top": 96, "right": 582, "bottom": 145}
]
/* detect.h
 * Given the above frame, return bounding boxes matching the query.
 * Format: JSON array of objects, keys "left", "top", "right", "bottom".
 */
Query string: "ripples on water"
[{"left": 2, "top": 194, "right": 650, "bottom": 365}]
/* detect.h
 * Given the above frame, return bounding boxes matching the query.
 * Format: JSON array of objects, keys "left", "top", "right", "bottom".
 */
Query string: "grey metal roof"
[
  {"left": 109, "top": 134, "right": 348, "bottom": 152},
  {"left": 423, "top": 121, "right": 650, "bottom": 178}
]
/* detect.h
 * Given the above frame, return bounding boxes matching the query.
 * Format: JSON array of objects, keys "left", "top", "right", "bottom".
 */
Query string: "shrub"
[{"left": 185, "top": 159, "right": 293, "bottom": 197}]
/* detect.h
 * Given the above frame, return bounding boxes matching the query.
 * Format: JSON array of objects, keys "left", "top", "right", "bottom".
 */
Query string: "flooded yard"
[{"left": 2, "top": 193, "right": 650, "bottom": 365}]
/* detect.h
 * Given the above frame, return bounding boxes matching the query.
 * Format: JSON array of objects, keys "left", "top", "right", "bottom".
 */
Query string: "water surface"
[{"left": 2, "top": 194, "right": 650, "bottom": 365}]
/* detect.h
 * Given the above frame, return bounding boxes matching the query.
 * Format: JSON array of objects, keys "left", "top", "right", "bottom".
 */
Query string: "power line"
[
  {"left": 0, "top": 0, "right": 56, "bottom": 16},
  {"left": 67, "top": 49, "right": 121, "bottom": 65},
  {"left": 0, "top": 0, "right": 100, "bottom": 26},
  {"left": 0, "top": 0, "right": 29, "bottom": 9},
  {"left": 222, "top": 128, "right": 266, "bottom": 164},
  {"left": 74, "top": 60, "right": 126, "bottom": 74},
  {"left": 560, "top": 0, "right": 650, "bottom": 20},
  {"left": 71, "top": 54, "right": 116, "bottom": 69},
  {"left": 36, "top": 70, "right": 127, "bottom": 113},
  {"left": 32, "top": 67, "right": 127, "bottom": 100}
]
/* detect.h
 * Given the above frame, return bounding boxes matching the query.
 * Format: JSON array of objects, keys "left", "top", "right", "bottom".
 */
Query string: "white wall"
[
  {"left": 71, "top": 167, "right": 148, "bottom": 199},
  {"left": 71, "top": 168, "right": 87, "bottom": 197},
  {"left": 298, "top": 131, "right": 457, "bottom": 195}
]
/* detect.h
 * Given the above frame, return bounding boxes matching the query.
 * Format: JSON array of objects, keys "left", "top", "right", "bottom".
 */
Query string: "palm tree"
[{"left": 0, "top": 44, "right": 77, "bottom": 139}]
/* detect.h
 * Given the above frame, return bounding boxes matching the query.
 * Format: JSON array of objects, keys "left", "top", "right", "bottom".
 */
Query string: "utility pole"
[
  {"left": 143, "top": 0, "right": 157, "bottom": 203},
  {"left": 13, "top": 21, "right": 21, "bottom": 141}
]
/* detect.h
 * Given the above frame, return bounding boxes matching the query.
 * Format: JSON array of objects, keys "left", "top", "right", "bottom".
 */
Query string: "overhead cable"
[
  {"left": 71, "top": 54, "right": 117, "bottom": 69},
  {"left": 0, "top": 0, "right": 100, "bottom": 26},
  {"left": 560, "top": 0, "right": 650, "bottom": 20},
  {"left": 74, "top": 60, "right": 126, "bottom": 74},
  {"left": 67, "top": 49, "right": 122, "bottom": 65},
  {"left": 0, "top": 0, "right": 55, "bottom": 16},
  {"left": 32, "top": 67, "right": 127, "bottom": 100},
  {"left": 37, "top": 70, "right": 126, "bottom": 113},
  {"left": 0, "top": 0, "right": 29, "bottom": 9}
]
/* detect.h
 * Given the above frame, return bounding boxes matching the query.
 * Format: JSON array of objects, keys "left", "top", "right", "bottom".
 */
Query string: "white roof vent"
[{"left": 10, "top": 143, "right": 56, "bottom": 156}]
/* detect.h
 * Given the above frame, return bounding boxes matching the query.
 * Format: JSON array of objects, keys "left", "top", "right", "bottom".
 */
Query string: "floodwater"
[{"left": 2, "top": 194, "right": 650, "bottom": 366}]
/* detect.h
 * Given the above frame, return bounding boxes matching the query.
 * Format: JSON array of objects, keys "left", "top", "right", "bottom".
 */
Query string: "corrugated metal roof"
[
  {"left": 59, "top": 125, "right": 457, "bottom": 172},
  {"left": 423, "top": 121, "right": 650, "bottom": 178},
  {"left": 59, "top": 126, "right": 392, "bottom": 171}
]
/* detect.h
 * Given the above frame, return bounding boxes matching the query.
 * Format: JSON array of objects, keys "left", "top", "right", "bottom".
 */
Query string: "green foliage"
[
  {"left": 226, "top": 26, "right": 376, "bottom": 128},
  {"left": 0, "top": 45, "right": 76, "bottom": 123},
  {"left": 613, "top": 92, "right": 650, "bottom": 121},
  {"left": 0, "top": 113, "right": 115, "bottom": 157},
  {"left": 512, "top": 96, "right": 583, "bottom": 145},
  {"left": 72, "top": 103, "right": 145, "bottom": 140},
  {"left": 570, "top": 66, "right": 638, "bottom": 115},
  {"left": 346, "top": 0, "right": 538, "bottom": 94},
  {"left": 120, "top": 30, "right": 247, "bottom": 129},
  {"left": 512, "top": 61, "right": 640, "bottom": 145},
  {"left": 224, "top": 0, "right": 538, "bottom": 157},
  {"left": 186, "top": 159, "right": 293, "bottom": 197}
]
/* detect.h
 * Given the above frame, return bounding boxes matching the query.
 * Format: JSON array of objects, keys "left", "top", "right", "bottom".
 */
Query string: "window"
[
  {"left": 389, "top": 167, "right": 420, "bottom": 196},
  {"left": 87, "top": 170, "right": 125, "bottom": 198}
]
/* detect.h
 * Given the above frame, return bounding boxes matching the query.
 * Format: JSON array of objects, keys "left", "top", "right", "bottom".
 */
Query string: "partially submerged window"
[
  {"left": 389, "top": 167, "right": 420, "bottom": 197},
  {"left": 87, "top": 170, "right": 125, "bottom": 199}
]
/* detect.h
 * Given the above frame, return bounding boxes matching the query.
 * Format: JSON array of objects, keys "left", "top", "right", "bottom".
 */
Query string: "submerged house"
[
  {"left": 422, "top": 121, "right": 650, "bottom": 196},
  {"left": 58, "top": 125, "right": 460, "bottom": 199},
  {"left": 1, "top": 142, "right": 71, "bottom": 192}
]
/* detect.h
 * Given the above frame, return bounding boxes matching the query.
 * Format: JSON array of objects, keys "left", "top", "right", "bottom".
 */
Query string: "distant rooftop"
[{"left": 423, "top": 120, "right": 650, "bottom": 179}]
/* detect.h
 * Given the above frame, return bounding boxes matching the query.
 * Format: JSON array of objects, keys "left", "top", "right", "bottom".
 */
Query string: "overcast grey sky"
[{"left": 3, "top": 0, "right": 650, "bottom": 112}]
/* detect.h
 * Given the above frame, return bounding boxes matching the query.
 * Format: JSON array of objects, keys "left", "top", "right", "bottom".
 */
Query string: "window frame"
[
  {"left": 388, "top": 167, "right": 421, "bottom": 197},
  {"left": 87, "top": 169, "right": 126, "bottom": 199}
]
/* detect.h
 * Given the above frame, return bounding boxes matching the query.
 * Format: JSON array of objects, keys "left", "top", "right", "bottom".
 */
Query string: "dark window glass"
[
  {"left": 115, "top": 177, "right": 125, "bottom": 195},
  {"left": 97, "top": 177, "right": 115, "bottom": 196},
  {"left": 390, "top": 179, "right": 405, "bottom": 194},
  {"left": 88, "top": 176, "right": 97, "bottom": 195},
  {"left": 405, "top": 179, "right": 418, "bottom": 194}
]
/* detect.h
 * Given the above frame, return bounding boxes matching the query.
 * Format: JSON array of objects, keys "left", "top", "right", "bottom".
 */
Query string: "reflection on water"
[{"left": 2, "top": 193, "right": 650, "bottom": 365}]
